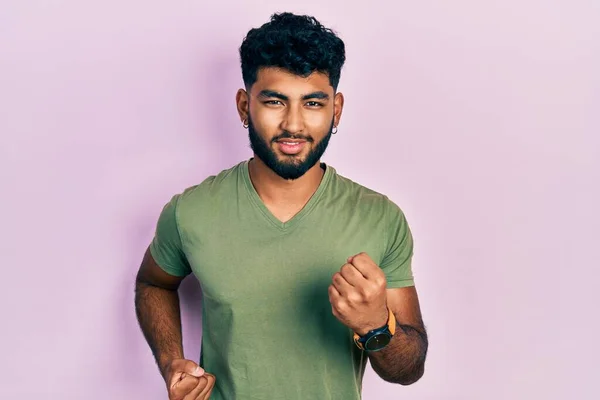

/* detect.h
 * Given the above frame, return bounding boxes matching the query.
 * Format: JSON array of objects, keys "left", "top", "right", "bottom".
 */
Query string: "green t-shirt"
[{"left": 150, "top": 159, "right": 415, "bottom": 399}]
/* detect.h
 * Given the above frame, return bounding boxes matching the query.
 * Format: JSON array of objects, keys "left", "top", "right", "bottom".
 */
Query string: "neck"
[{"left": 247, "top": 156, "right": 325, "bottom": 205}]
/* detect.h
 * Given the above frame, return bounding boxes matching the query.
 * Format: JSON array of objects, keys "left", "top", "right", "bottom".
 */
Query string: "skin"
[
  {"left": 330, "top": 253, "right": 428, "bottom": 385},
  {"left": 134, "top": 67, "right": 427, "bottom": 398},
  {"left": 135, "top": 249, "right": 216, "bottom": 400},
  {"left": 238, "top": 67, "right": 428, "bottom": 384},
  {"left": 235, "top": 67, "right": 344, "bottom": 221}
]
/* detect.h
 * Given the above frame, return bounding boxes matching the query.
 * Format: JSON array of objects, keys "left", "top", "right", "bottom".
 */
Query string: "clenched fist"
[
  {"left": 328, "top": 252, "right": 389, "bottom": 336},
  {"left": 163, "top": 359, "right": 215, "bottom": 400}
]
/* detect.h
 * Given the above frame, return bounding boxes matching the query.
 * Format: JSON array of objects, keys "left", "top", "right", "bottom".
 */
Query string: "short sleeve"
[
  {"left": 379, "top": 199, "right": 415, "bottom": 288},
  {"left": 149, "top": 194, "right": 192, "bottom": 277}
]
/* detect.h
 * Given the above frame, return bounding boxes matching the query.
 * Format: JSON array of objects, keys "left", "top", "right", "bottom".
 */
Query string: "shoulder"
[
  {"left": 167, "top": 161, "right": 245, "bottom": 212},
  {"left": 328, "top": 165, "right": 404, "bottom": 217}
]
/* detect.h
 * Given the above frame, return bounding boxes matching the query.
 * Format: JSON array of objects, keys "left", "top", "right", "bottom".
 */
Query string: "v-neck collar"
[{"left": 241, "top": 158, "right": 334, "bottom": 231}]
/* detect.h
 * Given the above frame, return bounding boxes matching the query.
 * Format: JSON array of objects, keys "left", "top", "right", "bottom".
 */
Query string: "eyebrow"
[{"left": 258, "top": 90, "right": 330, "bottom": 101}]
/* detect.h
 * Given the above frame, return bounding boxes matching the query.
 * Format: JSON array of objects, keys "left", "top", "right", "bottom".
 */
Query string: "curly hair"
[{"left": 239, "top": 12, "right": 346, "bottom": 90}]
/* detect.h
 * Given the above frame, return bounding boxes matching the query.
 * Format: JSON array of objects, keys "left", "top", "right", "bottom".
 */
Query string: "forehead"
[{"left": 251, "top": 67, "right": 333, "bottom": 97}]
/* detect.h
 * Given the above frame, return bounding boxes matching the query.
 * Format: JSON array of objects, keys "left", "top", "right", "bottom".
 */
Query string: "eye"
[
  {"left": 264, "top": 100, "right": 283, "bottom": 106},
  {"left": 306, "top": 101, "right": 323, "bottom": 108}
]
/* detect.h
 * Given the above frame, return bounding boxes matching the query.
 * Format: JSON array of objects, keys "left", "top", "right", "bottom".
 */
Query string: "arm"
[
  {"left": 135, "top": 247, "right": 215, "bottom": 399},
  {"left": 329, "top": 253, "right": 428, "bottom": 386},
  {"left": 366, "top": 286, "right": 428, "bottom": 385},
  {"left": 134, "top": 247, "right": 187, "bottom": 378},
  {"left": 138, "top": 194, "right": 215, "bottom": 399}
]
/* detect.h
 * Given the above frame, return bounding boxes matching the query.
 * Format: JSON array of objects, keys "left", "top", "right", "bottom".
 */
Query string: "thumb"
[{"left": 183, "top": 361, "right": 205, "bottom": 377}]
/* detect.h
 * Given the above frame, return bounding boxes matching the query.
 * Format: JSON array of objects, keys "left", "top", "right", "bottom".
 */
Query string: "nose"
[{"left": 280, "top": 104, "right": 305, "bottom": 135}]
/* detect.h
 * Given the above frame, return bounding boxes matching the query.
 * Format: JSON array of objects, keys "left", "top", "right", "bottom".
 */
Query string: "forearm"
[
  {"left": 367, "top": 323, "right": 428, "bottom": 385},
  {"left": 134, "top": 281, "right": 185, "bottom": 378}
]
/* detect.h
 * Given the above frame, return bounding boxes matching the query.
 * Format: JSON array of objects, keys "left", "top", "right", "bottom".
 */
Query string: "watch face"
[{"left": 365, "top": 333, "right": 391, "bottom": 351}]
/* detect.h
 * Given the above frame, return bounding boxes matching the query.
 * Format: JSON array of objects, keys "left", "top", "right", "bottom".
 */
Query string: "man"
[{"left": 135, "top": 12, "right": 428, "bottom": 400}]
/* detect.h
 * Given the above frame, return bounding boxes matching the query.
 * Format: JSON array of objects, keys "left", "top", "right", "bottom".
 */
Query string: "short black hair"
[{"left": 239, "top": 12, "right": 346, "bottom": 91}]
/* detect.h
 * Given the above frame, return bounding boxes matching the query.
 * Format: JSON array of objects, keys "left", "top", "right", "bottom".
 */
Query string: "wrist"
[
  {"left": 355, "top": 307, "right": 389, "bottom": 336},
  {"left": 353, "top": 308, "right": 396, "bottom": 352},
  {"left": 158, "top": 353, "right": 182, "bottom": 380}
]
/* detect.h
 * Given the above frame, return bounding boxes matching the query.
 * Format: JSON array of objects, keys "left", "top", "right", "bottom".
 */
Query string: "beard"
[{"left": 247, "top": 115, "right": 334, "bottom": 180}]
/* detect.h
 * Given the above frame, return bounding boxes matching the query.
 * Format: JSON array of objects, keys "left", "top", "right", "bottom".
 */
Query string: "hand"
[
  {"left": 328, "top": 252, "right": 389, "bottom": 336},
  {"left": 163, "top": 358, "right": 216, "bottom": 400}
]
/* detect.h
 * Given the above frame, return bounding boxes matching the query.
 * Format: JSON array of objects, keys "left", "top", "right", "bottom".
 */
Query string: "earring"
[
  {"left": 332, "top": 126, "right": 338, "bottom": 134},
  {"left": 242, "top": 119, "right": 248, "bottom": 129}
]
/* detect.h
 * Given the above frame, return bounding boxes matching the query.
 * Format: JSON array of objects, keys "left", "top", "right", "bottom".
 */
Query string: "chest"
[{"left": 182, "top": 214, "right": 386, "bottom": 309}]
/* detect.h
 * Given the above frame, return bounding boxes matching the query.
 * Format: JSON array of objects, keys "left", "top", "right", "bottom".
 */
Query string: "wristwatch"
[{"left": 353, "top": 308, "right": 396, "bottom": 351}]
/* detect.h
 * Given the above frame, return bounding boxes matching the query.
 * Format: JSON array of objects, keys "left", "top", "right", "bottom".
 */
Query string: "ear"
[
  {"left": 236, "top": 88, "right": 250, "bottom": 124},
  {"left": 333, "top": 92, "right": 345, "bottom": 128}
]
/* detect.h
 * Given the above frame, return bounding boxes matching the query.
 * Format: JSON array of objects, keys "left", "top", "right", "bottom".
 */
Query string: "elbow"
[
  {"left": 398, "top": 368, "right": 424, "bottom": 386},
  {"left": 387, "top": 364, "right": 425, "bottom": 386}
]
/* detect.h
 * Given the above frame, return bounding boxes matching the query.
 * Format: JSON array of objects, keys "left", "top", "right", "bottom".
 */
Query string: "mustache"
[{"left": 271, "top": 132, "right": 314, "bottom": 143}]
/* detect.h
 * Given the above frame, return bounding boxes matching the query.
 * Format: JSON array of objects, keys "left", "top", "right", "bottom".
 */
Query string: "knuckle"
[
  {"left": 348, "top": 291, "right": 362, "bottom": 304},
  {"left": 358, "top": 289, "right": 369, "bottom": 302},
  {"left": 331, "top": 304, "right": 342, "bottom": 317},
  {"left": 336, "top": 298, "right": 348, "bottom": 311},
  {"left": 329, "top": 294, "right": 339, "bottom": 306},
  {"left": 363, "top": 286, "right": 380, "bottom": 301},
  {"left": 329, "top": 289, "right": 338, "bottom": 301},
  {"left": 329, "top": 296, "right": 337, "bottom": 307}
]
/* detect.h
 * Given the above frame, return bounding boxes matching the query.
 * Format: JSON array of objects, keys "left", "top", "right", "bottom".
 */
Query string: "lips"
[
  {"left": 275, "top": 139, "right": 306, "bottom": 144},
  {"left": 276, "top": 139, "right": 307, "bottom": 155}
]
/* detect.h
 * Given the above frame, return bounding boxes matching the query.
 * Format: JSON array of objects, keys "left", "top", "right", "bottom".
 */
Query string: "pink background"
[{"left": 2, "top": 1, "right": 599, "bottom": 399}]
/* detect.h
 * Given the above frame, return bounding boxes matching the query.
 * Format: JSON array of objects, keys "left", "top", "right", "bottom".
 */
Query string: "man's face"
[{"left": 240, "top": 67, "right": 343, "bottom": 180}]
